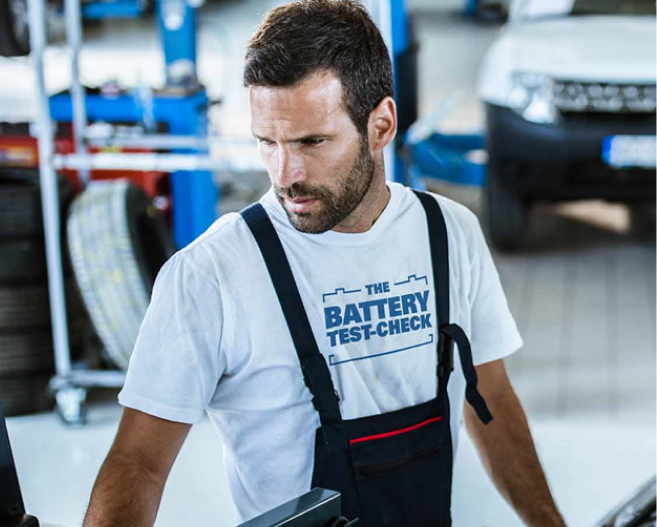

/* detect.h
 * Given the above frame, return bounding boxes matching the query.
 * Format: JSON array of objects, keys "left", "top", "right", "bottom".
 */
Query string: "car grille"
[{"left": 553, "top": 81, "right": 656, "bottom": 114}]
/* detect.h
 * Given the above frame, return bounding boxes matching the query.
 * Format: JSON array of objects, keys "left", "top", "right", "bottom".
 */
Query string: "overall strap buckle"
[
  {"left": 441, "top": 323, "right": 494, "bottom": 425},
  {"left": 301, "top": 356, "right": 345, "bottom": 451}
]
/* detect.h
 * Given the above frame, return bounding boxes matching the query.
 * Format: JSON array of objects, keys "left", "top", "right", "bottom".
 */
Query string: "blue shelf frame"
[
  {"left": 49, "top": 91, "right": 218, "bottom": 248},
  {"left": 82, "top": 0, "right": 146, "bottom": 20}
]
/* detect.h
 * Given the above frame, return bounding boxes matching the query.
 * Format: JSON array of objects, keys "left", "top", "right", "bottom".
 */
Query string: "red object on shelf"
[
  {"left": 0, "top": 135, "right": 39, "bottom": 168},
  {"left": 0, "top": 132, "right": 168, "bottom": 199}
]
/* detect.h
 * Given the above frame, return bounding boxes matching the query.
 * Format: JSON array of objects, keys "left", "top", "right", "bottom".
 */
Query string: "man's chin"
[{"left": 285, "top": 210, "right": 336, "bottom": 234}]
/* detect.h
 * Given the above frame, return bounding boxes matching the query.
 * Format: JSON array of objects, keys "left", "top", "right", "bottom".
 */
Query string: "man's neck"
[{"left": 332, "top": 173, "right": 390, "bottom": 234}]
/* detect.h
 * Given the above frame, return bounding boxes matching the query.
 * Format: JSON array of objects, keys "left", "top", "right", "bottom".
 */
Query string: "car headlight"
[{"left": 508, "top": 72, "right": 558, "bottom": 124}]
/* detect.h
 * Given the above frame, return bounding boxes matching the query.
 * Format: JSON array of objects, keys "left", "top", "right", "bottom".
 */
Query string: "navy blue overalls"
[{"left": 240, "top": 190, "right": 493, "bottom": 527}]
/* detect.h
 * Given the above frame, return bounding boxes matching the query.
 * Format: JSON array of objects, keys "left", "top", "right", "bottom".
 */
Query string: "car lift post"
[
  {"left": 157, "top": 0, "right": 218, "bottom": 249},
  {"left": 389, "top": 0, "right": 411, "bottom": 184},
  {"left": 368, "top": 0, "right": 415, "bottom": 185}
]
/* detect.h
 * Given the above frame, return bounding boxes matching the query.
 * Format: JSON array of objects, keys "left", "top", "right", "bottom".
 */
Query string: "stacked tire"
[{"left": 0, "top": 169, "right": 89, "bottom": 417}]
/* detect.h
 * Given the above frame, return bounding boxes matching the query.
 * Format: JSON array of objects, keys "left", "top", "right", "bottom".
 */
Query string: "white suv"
[{"left": 477, "top": 0, "right": 656, "bottom": 250}]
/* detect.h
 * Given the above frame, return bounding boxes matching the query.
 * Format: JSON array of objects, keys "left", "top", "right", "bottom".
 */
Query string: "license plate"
[{"left": 602, "top": 135, "right": 656, "bottom": 169}]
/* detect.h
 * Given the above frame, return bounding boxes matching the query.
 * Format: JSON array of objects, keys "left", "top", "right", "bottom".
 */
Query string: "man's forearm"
[
  {"left": 465, "top": 377, "right": 566, "bottom": 527},
  {"left": 83, "top": 450, "right": 166, "bottom": 527}
]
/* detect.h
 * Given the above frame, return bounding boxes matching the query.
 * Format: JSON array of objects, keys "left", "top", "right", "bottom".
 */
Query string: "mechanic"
[{"left": 82, "top": 1, "right": 568, "bottom": 526}]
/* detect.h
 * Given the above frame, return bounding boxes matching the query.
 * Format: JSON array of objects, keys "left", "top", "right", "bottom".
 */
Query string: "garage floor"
[{"left": 2, "top": 1, "right": 655, "bottom": 526}]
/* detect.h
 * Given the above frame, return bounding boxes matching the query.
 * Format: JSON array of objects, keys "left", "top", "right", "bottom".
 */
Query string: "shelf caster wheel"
[{"left": 56, "top": 387, "right": 87, "bottom": 427}]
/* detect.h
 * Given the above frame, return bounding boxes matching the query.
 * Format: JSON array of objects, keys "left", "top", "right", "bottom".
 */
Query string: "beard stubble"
[{"left": 274, "top": 138, "right": 375, "bottom": 234}]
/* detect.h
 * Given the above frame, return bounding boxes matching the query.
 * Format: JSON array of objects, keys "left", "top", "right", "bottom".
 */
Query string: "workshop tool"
[{"left": 237, "top": 488, "right": 358, "bottom": 527}]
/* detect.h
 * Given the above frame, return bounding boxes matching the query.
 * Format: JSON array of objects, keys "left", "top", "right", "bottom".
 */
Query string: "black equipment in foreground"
[
  {"left": 236, "top": 488, "right": 357, "bottom": 527},
  {"left": 595, "top": 476, "right": 656, "bottom": 527},
  {"left": 0, "top": 398, "right": 39, "bottom": 527}
]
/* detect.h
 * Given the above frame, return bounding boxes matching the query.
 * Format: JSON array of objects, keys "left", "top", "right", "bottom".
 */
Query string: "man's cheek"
[
  {"left": 259, "top": 152, "right": 276, "bottom": 178},
  {"left": 305, "top": 155, "right": 339, "bottom": 183}
]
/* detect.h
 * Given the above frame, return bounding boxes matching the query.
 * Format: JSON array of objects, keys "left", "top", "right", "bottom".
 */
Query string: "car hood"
[{"left": 507, "top": 15, "right": 656, "bottom": 83}]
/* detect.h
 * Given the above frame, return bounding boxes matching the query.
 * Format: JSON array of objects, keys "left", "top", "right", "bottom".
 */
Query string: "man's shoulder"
[
  {"left": 398, "top": 186, "right": 490, "bottom": 269},
  {"left": 407, "top": 187, "right": 481, "bottom": 238},
  {"left": 183, "top": 210, "right": 249, "bottom": 251},
  {"left": 166, "top": 208, "right": 257, "bottom": 277}
]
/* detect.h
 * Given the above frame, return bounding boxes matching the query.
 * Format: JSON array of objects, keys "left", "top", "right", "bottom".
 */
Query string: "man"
[{"left": 83, "top": 1, "right": 567, "bottom": 526}]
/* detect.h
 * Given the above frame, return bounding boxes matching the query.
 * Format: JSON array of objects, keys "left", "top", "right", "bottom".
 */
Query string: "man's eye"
[
  {"left": 258, "top": 139, "right": 275, "bottom": 147},
  {"left": 303, "top": 138, "right": 325, "bottom": 147}
]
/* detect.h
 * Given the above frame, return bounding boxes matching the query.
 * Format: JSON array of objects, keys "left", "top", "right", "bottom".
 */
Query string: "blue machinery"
[{"left": 407, "top": 132, "right": 486, "bottom": 187}]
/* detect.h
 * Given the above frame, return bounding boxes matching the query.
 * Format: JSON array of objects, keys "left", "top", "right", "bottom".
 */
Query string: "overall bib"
[{"left": 240, "top": 190, "right": 493, "bottom": 527}]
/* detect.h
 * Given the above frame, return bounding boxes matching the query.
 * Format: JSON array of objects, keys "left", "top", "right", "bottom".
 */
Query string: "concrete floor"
[{"left": 1, "top": 1, "right": 655, "bottom": 526}]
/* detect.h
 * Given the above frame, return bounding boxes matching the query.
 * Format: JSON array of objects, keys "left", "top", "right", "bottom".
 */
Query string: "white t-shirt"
[{"left": 118, "top": 182, "right": 523, "bottom": 523}]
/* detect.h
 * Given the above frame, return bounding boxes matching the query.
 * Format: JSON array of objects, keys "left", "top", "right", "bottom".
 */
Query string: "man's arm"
[
  {"left": 463, "top": 359, "right": 567, "bottom": 527},
  {"left": 82, "top": 407, "right": 192, "bottom": 527}
]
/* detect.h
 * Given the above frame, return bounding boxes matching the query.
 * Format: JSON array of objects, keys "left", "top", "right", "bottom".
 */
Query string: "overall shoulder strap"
[
  {"left": 240, "top": 203, "right": 348, "bottom": 452},
  {"left": 412, "top": 190, "right": 493, "bottom": 425},
  {"left": 412, "top": 191, "right": 450, "bottom": 327}
]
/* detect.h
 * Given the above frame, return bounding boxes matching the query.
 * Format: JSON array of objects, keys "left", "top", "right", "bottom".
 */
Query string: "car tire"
[
  {"left": 0, "top": 236, "right": 72, "bottom": 283},
  {"left": 0, "top": 170, "right": 75, "bottom": 237},
  {"left": 485, "top": 164, "right": 528, "bottom": 251},
  {"left": 125, "top": 183, "right": 175, "bottom": 293},
  {"left": 67, "top": 181, "right": 174, "bottom": 370},
  {"left": 0, "top": 237, "right": 49, "bottom": 283},
  {"left": 0, "top": 306, "right": 88, "bottom": 377},
  {"left": 630, "top": 203, "right": 656, "bottom": 237},
  {"left": 0, "top": 0, "right": 30, "bottom": 57},
  {"left": 0, "top": 374, "right": 54, "bottom": 417},
  {"left": 0, "top": 332, "right": 55, "bottom": 375},
  {"left": 0, "top": 279, "right": 85, "bottom": 331},
  {"left": 0, "top": 331, "right": 84, "bottom": 376}
]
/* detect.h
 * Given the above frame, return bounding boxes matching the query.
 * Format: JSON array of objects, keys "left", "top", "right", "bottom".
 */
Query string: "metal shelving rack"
[{"left": 27, "top": 0, "right": 228, "bottom": 424}]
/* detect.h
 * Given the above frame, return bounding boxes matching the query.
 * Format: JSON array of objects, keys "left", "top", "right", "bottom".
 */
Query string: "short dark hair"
[{"left": 243, "top": 0, "right": 394, "bottom": 137}]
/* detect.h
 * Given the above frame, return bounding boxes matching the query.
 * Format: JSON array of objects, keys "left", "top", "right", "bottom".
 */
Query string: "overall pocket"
[{"left": 349, "top": 416, "right": 453, "bottom": 527}]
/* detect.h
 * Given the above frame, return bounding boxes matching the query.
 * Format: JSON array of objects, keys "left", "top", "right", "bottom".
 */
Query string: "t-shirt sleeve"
[
  {"left": 118, "top": 252, "right": 226, "bottom": 423},
  {"left": 464, "top": 211, "right": 524, "bottom": 366}
]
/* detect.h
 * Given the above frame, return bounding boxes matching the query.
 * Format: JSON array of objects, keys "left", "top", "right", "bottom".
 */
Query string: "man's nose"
[{"left": 274, "top": 146, "right": 306, "bottom": 189}]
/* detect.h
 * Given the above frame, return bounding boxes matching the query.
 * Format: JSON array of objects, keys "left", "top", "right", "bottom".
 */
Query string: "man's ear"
[{"left": 367, "top": 96, "right": 398, "bottom": 152}]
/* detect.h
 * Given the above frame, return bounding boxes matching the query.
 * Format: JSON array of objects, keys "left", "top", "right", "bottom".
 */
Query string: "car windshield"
[{"left": 513, "top": 0, "right": 656, "bottom": 21}]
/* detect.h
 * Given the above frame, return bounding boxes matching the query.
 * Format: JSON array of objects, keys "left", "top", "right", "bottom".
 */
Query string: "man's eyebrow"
[
  {"left": 252, "top": 132, "right": 271, "bottom": 142},
  {"left": 251, "top": 132, "right": 333, "bottom": 143}
]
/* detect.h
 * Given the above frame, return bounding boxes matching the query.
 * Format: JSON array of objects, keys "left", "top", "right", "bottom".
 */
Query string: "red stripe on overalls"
[{"left": 349, "top": 416, "right": 443, "bottom": 445}]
